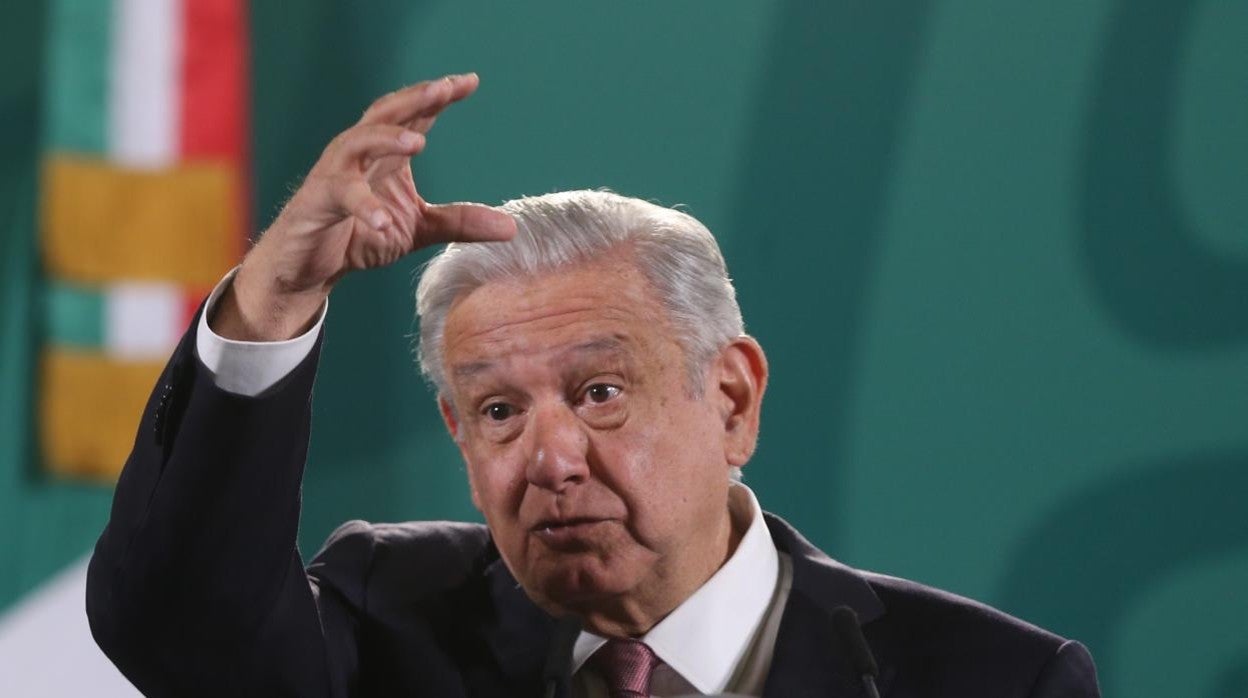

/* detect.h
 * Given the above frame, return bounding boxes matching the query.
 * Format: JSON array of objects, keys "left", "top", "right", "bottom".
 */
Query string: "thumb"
[{"left": 421, "top": 203, "right": 517, "bottom": 244}]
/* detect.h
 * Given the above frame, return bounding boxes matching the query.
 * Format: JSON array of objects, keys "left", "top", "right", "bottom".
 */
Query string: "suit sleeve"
[
  {"left": 1028, "top": 640, "right": 1101, "bottom": 698},
  {"left": 85, "top": 314, "right": 357, "bottom": 697}
]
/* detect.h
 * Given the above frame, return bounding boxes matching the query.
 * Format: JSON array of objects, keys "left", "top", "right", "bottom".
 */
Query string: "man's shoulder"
[
  {"left": 307, "top": 519, "right": 497, "bottom": 602},
  {"left": 859, "top": 572, "right": 1098, "bottom": 695},
  {"left": 861, "top": 569, "right": 1064, "bottom": 652},
  {"left": 765, "top": 511, "right": 1067, "bottom": 651},
  {"left": 326, "top": 518, "right": 492, "bottom": 552},
  {"left": 766, "top": 511, "right": 1098, "bottom": 694}
]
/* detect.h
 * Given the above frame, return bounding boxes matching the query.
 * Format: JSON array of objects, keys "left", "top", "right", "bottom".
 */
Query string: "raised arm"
[{"left": 86, "top": 74, "right": 514, "bottom": 697}]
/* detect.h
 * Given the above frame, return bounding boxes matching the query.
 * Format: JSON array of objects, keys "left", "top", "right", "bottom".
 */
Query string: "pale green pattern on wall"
[{"left": 1, "top": 2, "right": 1244, "bottom": 695}]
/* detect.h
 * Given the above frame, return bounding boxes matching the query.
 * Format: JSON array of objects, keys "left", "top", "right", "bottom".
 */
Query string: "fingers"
[
  {"left": 422, "top": 203, "right": 518, "bottom": 243},
  {"left": 338, "top": 178, "right": 393, "bottom": 231},
  {"left": 326, "top": 124, "right": 426, "bottom": 170},
  {"left": 328, "top": 74, "right": 507, "bottom": 247},
  {"left": 359, "top": 73, "right": 480, "bottom": 131}
]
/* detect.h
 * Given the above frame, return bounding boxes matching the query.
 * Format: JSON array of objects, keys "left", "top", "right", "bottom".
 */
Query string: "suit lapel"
[
  {"left": 475, "top": 514, "right": 895, "bottom": 697},
  {"left": 763, "top": 513, "right": 894, "bottom": 697},
  {"left": 481, "top": 556, "right": 560, "bottom": 695}
]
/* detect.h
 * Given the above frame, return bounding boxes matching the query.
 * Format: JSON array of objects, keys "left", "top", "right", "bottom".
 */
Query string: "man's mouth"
[
  {"left": 532, "top": 516, "right": 602, "bottom": 531},
  {"left": 531, "top": 518, "right": 609, "bottom": 549}
]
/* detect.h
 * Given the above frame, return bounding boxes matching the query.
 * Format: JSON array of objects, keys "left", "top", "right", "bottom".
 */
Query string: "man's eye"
[
  {"left": 484, "top": 403, "right": 515, "bottom": 421},
  {"left": 584, "top": 384, "right": 621, "bottom": 404}
]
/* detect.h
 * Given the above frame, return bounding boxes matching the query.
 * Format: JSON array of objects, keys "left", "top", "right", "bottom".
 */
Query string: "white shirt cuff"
[{"left": 195, "top": 267, "right": 327, "bottom": 397}]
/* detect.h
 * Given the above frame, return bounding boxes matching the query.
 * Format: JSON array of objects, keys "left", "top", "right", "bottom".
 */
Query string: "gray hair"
[{"left": 415, "top": 190, "right": 744, "bottom": 397}]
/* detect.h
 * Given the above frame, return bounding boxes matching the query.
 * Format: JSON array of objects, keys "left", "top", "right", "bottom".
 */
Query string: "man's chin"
[{"left": 523, "top": 559, "right": 636, "bottom": 611}]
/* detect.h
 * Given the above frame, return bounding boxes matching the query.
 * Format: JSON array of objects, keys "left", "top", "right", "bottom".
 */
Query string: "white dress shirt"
[
  {"left": 571, "top": 484, "right": 790, "bottom": 697},
  {"left": 195, "top": 268, "right": 327, "bottom": 397},
  {"left": 195, "top": 271, "right": 795, "bottom": 696}
]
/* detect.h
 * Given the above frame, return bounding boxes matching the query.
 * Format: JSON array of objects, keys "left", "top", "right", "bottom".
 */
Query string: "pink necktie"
[{"left": 591, "top": 639, "right": 659, "bottom": 698}]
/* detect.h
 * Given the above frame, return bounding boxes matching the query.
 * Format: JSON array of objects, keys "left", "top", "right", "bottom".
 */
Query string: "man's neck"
[{"left": 576, "top": 493, "right": 748, "bottom": 637}]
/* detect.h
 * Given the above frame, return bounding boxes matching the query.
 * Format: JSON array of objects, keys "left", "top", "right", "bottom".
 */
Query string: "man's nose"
[{"left": 525, "top": 402, "right": 590, "bottom": 492}]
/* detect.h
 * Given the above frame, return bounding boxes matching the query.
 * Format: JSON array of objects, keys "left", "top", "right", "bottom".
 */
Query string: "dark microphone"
[
  {"left": 542, "top": 615, "right": 583, "bottom": 698},
  {"left": 831, "top": 606, "right": 881, "bottom": 698}
]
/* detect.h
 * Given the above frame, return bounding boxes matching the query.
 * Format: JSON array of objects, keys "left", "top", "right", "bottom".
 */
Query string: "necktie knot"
[{"left": 591, "top": 638, "right": 659, "bottom": 698}]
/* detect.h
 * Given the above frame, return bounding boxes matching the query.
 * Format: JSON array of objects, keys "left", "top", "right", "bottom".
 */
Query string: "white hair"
[
  {"left": 415, "top": 190, "right": 744, "bottom": 396},
  {"left": 415, "top": 190, "right": 747, "bottom": 481}
]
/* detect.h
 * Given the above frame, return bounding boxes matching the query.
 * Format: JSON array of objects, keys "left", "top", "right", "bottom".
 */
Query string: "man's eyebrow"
[
  {"left": 451, "top": 337, "right": 632, "bottom": 379},
  {"left": 452, "top": 361, "right": 495, "bottom": 379},
  {"left": 561, "top": 336, "right": 629, "bottom": 358}
]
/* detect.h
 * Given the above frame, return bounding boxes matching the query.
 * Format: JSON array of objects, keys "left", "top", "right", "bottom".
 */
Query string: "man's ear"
[
  {"left": 439, "top": 395, "right": 483, "bottom": 511},
  {"left": 714, "top": 336, "right": 768, "bottom": 467},
  {"left": 438, "top": 394, "right": 461, "bottom": 442}
]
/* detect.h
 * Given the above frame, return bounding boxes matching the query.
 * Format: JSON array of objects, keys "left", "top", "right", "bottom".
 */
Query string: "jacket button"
[{"left": 153, "top": 383, "right": 173, "bottom": 441}]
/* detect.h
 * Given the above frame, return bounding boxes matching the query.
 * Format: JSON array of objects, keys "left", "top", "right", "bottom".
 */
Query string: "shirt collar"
[{"left": 570, "top": 482, "right": 780, "bottom": 694}]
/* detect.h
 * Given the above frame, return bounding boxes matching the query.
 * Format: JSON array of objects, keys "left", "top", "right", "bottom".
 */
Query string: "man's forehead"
[
  {"left": 444, "top": 261, "right": 661, "bottom": 339},
  {"left": 438, "top": 257, "right": 674, "bottom": 388},
  {"left": 449, "top": 335, "right": 635, "bottom": 381}
]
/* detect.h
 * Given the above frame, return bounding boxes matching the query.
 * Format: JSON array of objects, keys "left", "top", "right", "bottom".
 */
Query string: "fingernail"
[
  {"left": 371, "top": 210, "right": 391, "bottom": 230},
  {"left": 399, "top": 130, "right": 422, "bottom": 148}
]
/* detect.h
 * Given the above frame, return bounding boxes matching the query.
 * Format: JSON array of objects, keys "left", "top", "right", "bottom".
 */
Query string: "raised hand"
[{"left": 212, "top": 73, "right": 517, "bottom": 341}]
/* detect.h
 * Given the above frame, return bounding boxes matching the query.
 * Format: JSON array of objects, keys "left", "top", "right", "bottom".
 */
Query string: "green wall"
[{"left": 2, "top": 2, "right": 1245, "bottom": 695}]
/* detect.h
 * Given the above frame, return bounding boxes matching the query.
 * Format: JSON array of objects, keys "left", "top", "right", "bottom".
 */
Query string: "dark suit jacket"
[{"left": 87, "top": 322, "right": 1100, "bottom": 697}]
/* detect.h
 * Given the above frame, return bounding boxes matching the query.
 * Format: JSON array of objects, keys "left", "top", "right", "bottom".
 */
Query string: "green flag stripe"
[
  {"left": 43, "top": 0, "right": 111, "bottom": 154},
  {"left": 43, "top": 281, "right": 103, "bottom": 349}
]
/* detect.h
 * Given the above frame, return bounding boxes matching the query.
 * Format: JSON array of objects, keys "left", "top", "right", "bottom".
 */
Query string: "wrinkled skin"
[{"left": 439, "top": 254, "right": 767, "bottom": 637}]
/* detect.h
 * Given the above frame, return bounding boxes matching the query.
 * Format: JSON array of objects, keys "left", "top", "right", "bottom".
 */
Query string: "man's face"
[{"left": 438, "top": 254, "right": 759, "bottom": 629}]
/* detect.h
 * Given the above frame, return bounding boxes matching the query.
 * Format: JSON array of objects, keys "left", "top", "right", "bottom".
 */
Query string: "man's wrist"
[
  {"left": 208, "top": 259, "right": 328, "bottom": 342},
  {"left": 197, "top": 267, "right": 327, "bottom": 397}
]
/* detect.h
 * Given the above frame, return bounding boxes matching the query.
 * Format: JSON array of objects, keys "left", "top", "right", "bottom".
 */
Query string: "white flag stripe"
[
  {"left": 0, "top": 555, "right": 142, "bottom": 697},
  {"left": 105, "top": 283, "right": 182, "bottom": 359},
  {"left": 109, "top": 0, "right": 182, "bottom": 168}
]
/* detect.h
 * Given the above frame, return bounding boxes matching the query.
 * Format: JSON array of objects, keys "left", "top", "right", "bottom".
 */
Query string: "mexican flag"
[
  {"left": 0, "top": 0, "right": 248, "bottom": 691},
  {"left": 40, "top": 0, "right": 249, "bottom": 480}
]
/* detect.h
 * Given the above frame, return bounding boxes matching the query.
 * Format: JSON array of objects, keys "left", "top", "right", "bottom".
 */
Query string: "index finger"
[{"left": 358, "top": 73, "right": 480, "bottom": 128}]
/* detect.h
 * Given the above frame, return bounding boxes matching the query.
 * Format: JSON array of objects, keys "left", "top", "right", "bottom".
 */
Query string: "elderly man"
[{"left": 87, "top": 74, "right": 1100, "bottom": 697}]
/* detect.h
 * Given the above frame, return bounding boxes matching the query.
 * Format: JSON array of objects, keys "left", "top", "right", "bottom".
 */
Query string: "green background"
[{"left": 2, "top": 2, "right": 1246, "bottom": 695}]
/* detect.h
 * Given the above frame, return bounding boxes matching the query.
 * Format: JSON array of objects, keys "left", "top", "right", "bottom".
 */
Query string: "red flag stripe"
[
  {"left": 180, "top": 0, "right": 250, "bottom": 256},
  {"left": 181, "top": 285, "right": 213, "bottom": 330},
  {"left": 180, "top": 0, "right": 245, "bottom": 161}
]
